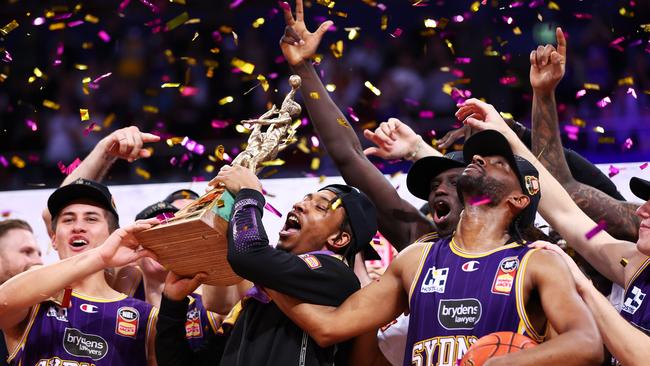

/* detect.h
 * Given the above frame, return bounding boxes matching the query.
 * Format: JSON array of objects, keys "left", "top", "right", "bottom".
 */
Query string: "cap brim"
[
  {"left": 463, "top": 130, "right": 522, "bottom": 178},
  {"left": 630, "top": 177, "right": 650, "bottom": 201},
  {"left": 48, "top": 184, "right": 117, "bottom": 219},
  {"left": 407, "top": 157, "right": 466, "bottom": 200}
]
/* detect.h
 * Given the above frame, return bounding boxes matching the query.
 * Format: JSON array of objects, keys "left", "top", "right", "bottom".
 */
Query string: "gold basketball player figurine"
[{"left": 134, "top": 75, "right": 302, "bottom": 286}]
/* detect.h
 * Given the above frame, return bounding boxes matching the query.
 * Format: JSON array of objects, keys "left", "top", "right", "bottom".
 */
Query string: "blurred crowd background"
[{"left": 0, "top": 0, "right": 648, "bottom": 190}]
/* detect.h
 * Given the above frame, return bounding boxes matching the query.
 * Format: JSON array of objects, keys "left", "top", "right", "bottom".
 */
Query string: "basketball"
[{"left": 459, "top": 332, "right": 538, "bottom": 366}]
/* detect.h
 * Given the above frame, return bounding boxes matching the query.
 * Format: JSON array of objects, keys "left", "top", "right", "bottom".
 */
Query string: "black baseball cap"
[
  {"left": 47, "top": 178, "right": 119, "bottom": 220},
  {"left": 319, "top": 184, "right": 381, "bottom": 261},
  {"left": 630, "top": 177, "right": 650, "bottom": 201},
  {"left": 135, "top": 201, "right": 179, "bottom": 220},
  {"left": 407, "top": 151, "right": 467, "bottom": 200},
  {"left": 164, "top": 189, "right": 199, "bottom": 204},
  {"left": 462, "top": 130, "right": 541, "bottom": 229}
]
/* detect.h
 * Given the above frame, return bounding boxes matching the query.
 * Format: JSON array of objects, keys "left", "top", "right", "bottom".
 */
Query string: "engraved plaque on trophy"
[{"left": 134, "top": 75, "right": 302, "bottom": 286}]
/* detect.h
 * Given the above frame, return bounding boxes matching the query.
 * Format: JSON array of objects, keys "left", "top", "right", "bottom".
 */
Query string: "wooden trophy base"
[{"left": 134, "top": 188, "right": 242, "bottom": 286}]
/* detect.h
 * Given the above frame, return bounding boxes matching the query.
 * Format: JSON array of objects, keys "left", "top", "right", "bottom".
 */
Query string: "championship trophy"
[{"left": 134, "top": 75, "right": 302, "bottom": 286}]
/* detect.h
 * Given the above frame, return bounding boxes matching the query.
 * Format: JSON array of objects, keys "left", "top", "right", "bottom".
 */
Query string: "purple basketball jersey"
[
  {"left": 185, "top": 293, "right": 220, "bottom": 350},
  {"left": 404, "top": 237, "right": 545, "bottom": 366},
  {"left": 8, "top": 292, "right": 157, "bottom": 366}
]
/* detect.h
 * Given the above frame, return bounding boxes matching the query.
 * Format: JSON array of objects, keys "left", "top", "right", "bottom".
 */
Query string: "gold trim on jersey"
[
  {"left": 624, "top": 256, "right": 650, "bottom": 291},
  {"left": 206, "top": 311, "right": 222, "bottom": 333},
  {"left": 217, "top": 300, "right": 244, "bottom": 335},
  {"left": 145, "top": 306, "right": 159, "bottom": 359},
  {"left": 408, "top": 242, "right": 435, "bottom": 305},
  {"left": 449, "top": 238, "right": 522, "bottom": 259},
  {"left": 514, "top": 248, "right": 546, "bottom": 343},
  {"left": 7, "top": 303, "right": 40, "bottom": 363},
  {"left": 414, "top": 231, "right": 439, "bottom": 243},
  {"left": 72, "top": 291, "right": 128, "bottom": 303}
]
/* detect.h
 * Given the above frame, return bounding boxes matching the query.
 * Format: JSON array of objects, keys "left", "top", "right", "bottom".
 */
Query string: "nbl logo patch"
[
  {"left": 115, "top": 306, "right": 139, "bottom": 338},
  {"left": 491, "top": 257, "right": 519, "bottom": 295},
  {"left": 185, "top": 307, "right": 203, "bottom": 339},
  {"left": 420, "top": 267, "right": 449, "bottom": 294}
]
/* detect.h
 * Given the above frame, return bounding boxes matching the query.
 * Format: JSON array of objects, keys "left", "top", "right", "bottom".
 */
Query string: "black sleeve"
[
  {"left": 227, "top": 189, "right": 360, "bottom": 305},
  {"left": 156, "top": 295, "right": 225, "bottom": 365}
]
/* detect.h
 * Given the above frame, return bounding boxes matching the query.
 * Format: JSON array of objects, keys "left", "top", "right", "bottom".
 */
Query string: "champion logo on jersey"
[
  {"left": 461, "top": 260, "right": 480, "bottom": 272},
  {"left": 80, "top": 303, "right": 98, "bottom": 313}
]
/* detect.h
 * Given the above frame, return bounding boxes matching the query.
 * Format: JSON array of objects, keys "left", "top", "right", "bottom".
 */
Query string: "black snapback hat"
[
  {"left": 164, "top": 189, "right": 199, "bottom": 204},
  {"left": 47, "top": 178, "right": 119, "bottom": 220},
  {"left": 407, "top": 151, "right": 467, "bottom": 201},
  {"left": 463, "top": 130, "right": 541, "bottom": 229},
  {"left": 319, "top": 184, "right": 381, "bottom": 261},
  {"left": 135, "top": 201, "right": 178, "bottom": 220},
  {"left": 630, "top": 177, "right": 650, "bottom": 201}
]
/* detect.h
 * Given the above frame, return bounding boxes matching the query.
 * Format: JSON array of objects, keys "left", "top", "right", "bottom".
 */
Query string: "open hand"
[
  {"left": 528, "top": 241, "right": 591, "bottom": 292},
  {"left": 95, "top": 218, "right": 159, "bottom": 269},
  {"left": 530, "top": 27, "right": 566, "bottom": 94},
  {"left": 101, "top": 126, "right": 160, "bottom": 163},
  {"left": 455, "top": 99, "right": 516, "bottom": 141},
  {"left": 363, "top": 118, "right": 422, "bottom": 160},
  {"left": 436, "top": 125, "right": 471, "bottom": 149},
  {"left": 279, "top": 0, "right": 333, "bottom": 66},
  {"left": 208, "top": 165, "right": 263, "bottom": 195},
  {"left": 163, "top": 271, "right": 207, "bottom": 302}
]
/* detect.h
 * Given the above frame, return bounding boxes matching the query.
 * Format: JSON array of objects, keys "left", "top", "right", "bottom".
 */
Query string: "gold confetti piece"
[
  {"left": 166, "top": 12, "right": 189, "bottom": 31},
  {"left": 49, "top": 22, "right": 66, "bottom": 30},
  {"left": 28, "top": 76, "right": 36, "bottom": 84},
  {"left": 171, "top": 0, "right": 186, "bottom": 4},
  {"left": 257, "top": 74, "right": 269, "bottom": 92},
  {"left": 380, "top": 15, "right": 388, "bottom": 31},
  {"left": 74, "top": 64, "right": 88, "bottom": 70},
  {"left": 594, "top": 126, "right": 605, "bottom": 133},
  {"left": 102, "top": 113, "right": 115, "bottom": 128},
  {"left": 444, "top": 39, "right": 455, "bottom": 54},
  {"left": 499, "top": 112, "right": 514, "bottom": 120},
  {"left": 260, "top": 159, "right": 285, "bottom": 167},
  {"left": 619, "top": 8, "right": 634, "bottom": 17},
  {"left": 617, "top": 76, "right": 634, "bottom": 86},
  {"left": 216, "top": 199, "right": 225, "bottom": 207},
  {"left": 186, "top": 18, "right": 201, "bottom": 25},
  {"left": 309, "top": 92, "right": 320, "bottom": 99},
  {"left": 329, "top": 40, "right": 344, "bottom": 58},
  {"left": 82, "top": 42, "right": 93, "bottom": 49},
  {"left": 11, "top": 156, "right": 25, "bottom": 169},
  {"left": 252, "top": 17, "right": 265, "bottom": 28},
  {"left": 161, "top": 83, "right": 181, "bottom": 88},
  {"left": 620, "top": 258, "right": 628, "bottom": 267},
  {"left": 215, "top": 145, "right": 225, "bottom": 160},
  {"left": 364, "top": 81, "right": 381, "bottom": 96},
  {"left": 291, "top": 119, "right": 301, "bottom": 130},
  {"left": 218, "top": 96, "right": 234, "bottom": 105},
  {"left": 513, "top": 27, "right": 522, "bottom": 35},
  {"left": 334, "top": 11, "right": 347, "bottom": 18},
  {"left": 571, "top": 117, "right": 586, "bottom": 127},
  {"left": 210, "top": 47, "right": 220, "bottom": 54},
  {"left": 43, "top": 99, "right": 60, "bottom": 110},
  {"left": 143, "top": 105, "right": 159, "bottom": 113},
  {"left": 297, "top": 137, "right": 310, "bottom": 154},
  {"left": 230, "top": 57, "right": 255, "bottom": 74},
  {"left": 331, "top": 198, "right": 343, "bottom": 210},
  {"left": 1, "top": 20, "right": 19, "bottom": 36},
  {"left": 33, "top": 68, "right": 43, "bottom": 78},
  {"left": 325, "top": 84, "right": 336, "bottom": 92},
  {"left": 205, "top": 164, "right": 215, "bottom": 173},
  {"left": 262, "top": 168, "right": 279, "bottom": 178},
  {"left": 598, "top": 137, "right": 615, "bottom": 144},
  {"left": 484, "top": 47, "right": 499, "bottom": 56},
  {"left": 584, "top": 83, "right": 600, "bottom": 90},
  {"left": 548, "top": 1, "right": 560, "bottom": 10},
  {"left": 641, "top": 24, "right": 650, "bottom": 32},
  {"left": 82, "top": 77, "right": 92, "bottom": 84},
  {"left": 470, "top": 1, "right": 481, "bottom": 12},
  {"left": 0, "top": 73, "right": 7, "bottom": 82},
  {"left": 232, "top": 30, "right": 238, "bottom": 46},
  {"left": 135, "top": 167, "right": 151, "bottom": 180},
  {"left": 345, "top": 27, "right": 360, "bottom": 40},
  {"left": 84, "top": 14, "right": 99, "bottom": 23},
  {"left": 79, "top": 109, "right": 90, "bottom": 121},
  {"left": 319, "top": 175, "right": 326, "bottom": 183},
  {"left": 424, "top": 19, "right": 437, "bottom": 28},
  {"left": 337, "top": 117, "right": 350, "bottom": 127},
  {"left": 235, "top": 125, "right": 250, "bottom": 134},
  {"left": 310, "top": 157, "right": 320, "bottom": 170},
  {"left": 166, "top": 137, "right": 183, "bottom": 147},
  {"left": 191, "top": 32, "right": 199, "bottom": 42}
]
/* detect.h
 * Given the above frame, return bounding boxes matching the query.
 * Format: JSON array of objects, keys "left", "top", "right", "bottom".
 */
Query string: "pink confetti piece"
[
  {"left": 264, "top": 202, "right": 282, "bottom": 217},
  {"left": 54, "top": 13, "right": 73, "bottom": 20},
  {"left": 452, "top": 15, "right": 464, "bottom": 23},
  {"left": 627, "top": 87, "right": 637, "bottom": 99},
  {"left": 347, "top": 107, "right": 359, "bottom": 122},
  {"left": 528, "top": 0, "right": 543, "bottom": 8},
  {"left": 377, "top": 3, "right": 387, "bottom": 11},
  {"left": 83, "top": 123, "right": 96, "bottom": 136},
  {"left": 310, "top": 136, "right": 320, "bottom": 148},
  {"left": 499, "top": 76, "right": 517, "bottom": 85},
  {"left": 509, "top": 1, "right": 524, "bottom": 8},
  {"left": 230, "top": 0, "right": 245, "bottom": 8},
  {"left": 575, "top": 89, "right": 586, "bottom": 98},
  {"left": 608, "top": 165, "right": 620, "bottom": 178},
  {"left": 180, "top": 137, "right": 205, "bottom": 155},
  {"left": 92, "top": 72, "right": 112, "bottom": 84},
  {"left": 156, "top": 212, "right": 175, "bottom": 224},
  {"left": 640, "top": 163, "right": 648, "bottom": 170},
  {"left": 564, "top": 125, "right": 579, "bottom": 141},
  {"left": 138, "top": 0, "right": 159, "bottom": 12},
  {"left": 67, "top": 20, "right": 83, "bottom": 27},
  {"left": 451, "top": 68, "right": 464, "bottom": 78},
  {"left": 404, "top": 98, "right": 420, "bottom": 106},
  {"left": 57, "top": 158, "right": 82, "bottom": 175},
  {"left": 0, "top": 156, "right": 8, "bottom": 168},
  {"left": 118, "top": 0, "right": 131, "bottom": 12},
  {"left": 419, "top": 110, "right": 434, "bottom": 119},
  {"left": 2, "top": 50, "right": 12, "bottom": 63},
  {"left": 585, "top": 220, "right": 607, "bottom": 240},
  {"left": 98, "top": 30, "right": 111, "bottom": 43},
  {"left": 180, "top": 86, "right": 199, "bottom": 96},
  {"left": 455, "top": 57, "right": 471, "bottom": 64},
  {"left": 501, "top": 16, "right": 513, "bottom": 24},
  {"left": 623, "top": 138, "right": 633, "bottom": 150},
  {"left": 390, "top": 28, "right": 403, "bottom": 38},
  {"left": 25, "top": 119, "right": 37, "bottom": 131},
  {"left": 469, "top": 195, "right": 491, "bottom": 206},
  {"left": 278, "top": 1, "right": 291, "bottom": 11},
  {"left": 33, "top": 17, "right": 45, "bottom": 26},
  {"left": 211, "top": 119, "right": 231, "bottom": 129},
  {"left": 574, "top": 13, "right": 593, "bottom": 19},
  {"left": 596, "top": 97, "right": 611, "bottom": 108}
]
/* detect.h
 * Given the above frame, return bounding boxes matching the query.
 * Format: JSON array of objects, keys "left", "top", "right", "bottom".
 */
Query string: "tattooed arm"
[{"left": 530, "top": 27, "right": 640, "bottom": 242}]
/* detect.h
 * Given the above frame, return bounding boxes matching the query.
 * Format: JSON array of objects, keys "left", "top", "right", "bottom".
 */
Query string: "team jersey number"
[
  {"left": 37, "top": 358, "right": 96, "bottom": 366},
  {"left": 411, "top": 335, "right": 477, "bottom": 366}
]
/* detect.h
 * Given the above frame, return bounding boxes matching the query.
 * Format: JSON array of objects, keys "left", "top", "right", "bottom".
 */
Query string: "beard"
[{"left": 457, "top": 173, "right": 511, "bottom": 207}]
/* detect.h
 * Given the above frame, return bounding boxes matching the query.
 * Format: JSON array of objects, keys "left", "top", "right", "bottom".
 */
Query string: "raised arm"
[
  {"left": 458, "top": 98, "right": 643, "bottom": 287},
  {"left": 265, "top": 242, "right": 424, "bottom": 347},
  {"left": 279, "top": 0, "right": 432, "bottom": 249},
  {"left": 530, "top": 27, "right": 640, "bottom": 242},
  {"left": 487, "top": 249, "right": 602, "bottom": 366}
]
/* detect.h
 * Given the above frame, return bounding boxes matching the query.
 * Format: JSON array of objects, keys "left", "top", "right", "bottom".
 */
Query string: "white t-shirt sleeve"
[{"left": 377, "top": 313, "right": 410, "bottom": 366}]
